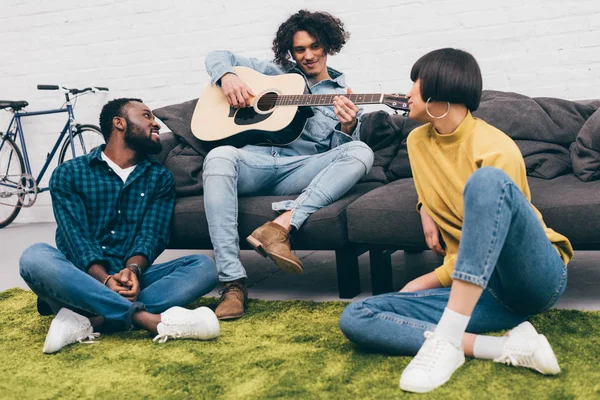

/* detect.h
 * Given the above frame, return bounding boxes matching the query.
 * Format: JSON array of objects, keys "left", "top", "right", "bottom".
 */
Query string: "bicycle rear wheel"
[
  {"left": 0, "top": 135, "right": 25, "bottom": 228},
  {"left": 58, "top": 124, "right": 105, "bottom": 164}
]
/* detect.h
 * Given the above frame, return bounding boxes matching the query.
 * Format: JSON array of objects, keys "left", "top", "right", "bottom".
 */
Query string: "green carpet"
[{"left": 1, "top": 288, "right": 599, "bottom": 399}]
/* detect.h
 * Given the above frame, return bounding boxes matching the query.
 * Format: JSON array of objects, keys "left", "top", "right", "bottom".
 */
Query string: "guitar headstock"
[{"left": 382, "top": 94, "right": 409, "bottom": 111}]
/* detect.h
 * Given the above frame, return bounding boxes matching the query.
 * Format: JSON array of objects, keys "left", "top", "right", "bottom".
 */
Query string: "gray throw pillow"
[
  {"left": 153, "top": 98, "right": 213, "bottom": 156},
  {"left": 570, "top": 108, "right": 600, "bottom": 182},
  {"left": 153, "top": 99, "right": 215, "bottom": 196}
]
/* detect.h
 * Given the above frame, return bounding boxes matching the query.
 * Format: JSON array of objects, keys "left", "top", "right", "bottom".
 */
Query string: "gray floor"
[{"left": 1, "top": 222, "right": 599, "bottom": 310}]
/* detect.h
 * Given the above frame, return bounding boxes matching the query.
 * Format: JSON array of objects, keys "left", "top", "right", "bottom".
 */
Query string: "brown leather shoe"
[
  {"left": 215, "top": 280, "right": 247, "bottom": 320},
  {"left": 246, "top": 221, "right": 304, "bottom": 274}
]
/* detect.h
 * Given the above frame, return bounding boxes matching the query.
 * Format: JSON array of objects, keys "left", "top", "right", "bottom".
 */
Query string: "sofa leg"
[
  {"left": 369, "top": 249, "right": 394, "bottom": 295},
  {"left": 335, "top": 248, "right": 361, "bottom": 299}
]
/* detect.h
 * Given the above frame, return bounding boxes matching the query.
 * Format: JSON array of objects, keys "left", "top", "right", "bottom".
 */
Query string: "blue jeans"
[
  {"left": 202, "top": 142, "right": 374, "bottom": 282},
  {"left": 340, "top": 167, "right": 568, "bottom": 355},
  {"left": 19, "top": 243, "right": 218, "bottom": 331}
]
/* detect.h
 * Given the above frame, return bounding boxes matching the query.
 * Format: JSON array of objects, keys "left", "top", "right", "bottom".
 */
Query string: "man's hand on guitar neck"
[
  {"left": 334, "top": 88, "right": 359, "bottom": 135},
  {"left": 220, "top": 73, "right": 255, "bottom": 108}
]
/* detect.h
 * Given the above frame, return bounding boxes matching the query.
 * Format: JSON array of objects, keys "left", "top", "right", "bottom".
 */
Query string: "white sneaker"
[
  {"left": 507, "top": 321, "right": 538, "bottom": 337},
  {"left": 399, "top": 331, "right": 465, "bottom": 393},
  {"left": 43, "top": 308, "right": 100, "bottom": 354},
  {"left": 153, "top": 306, "right": 220, "bottom": 343},
  {"left": 494, "top": 321, "right": 560, "bottom": 375}
]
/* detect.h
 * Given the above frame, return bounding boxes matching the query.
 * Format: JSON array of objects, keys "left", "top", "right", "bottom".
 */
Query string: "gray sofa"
[{"left": 153, "top": 91, "right": 600, "bottom": 299}]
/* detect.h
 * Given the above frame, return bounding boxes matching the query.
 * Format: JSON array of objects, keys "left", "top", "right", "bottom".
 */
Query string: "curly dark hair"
[
  {"left": 272, "top": 10, "right": 349, "bottom": 66},
  {"left": 99, "top": 98, "right": 143, "bottom": 141}
]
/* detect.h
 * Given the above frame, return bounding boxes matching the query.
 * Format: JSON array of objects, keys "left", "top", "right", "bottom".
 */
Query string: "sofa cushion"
[
  {"left": 356, "top": 92, "right": 600, "bottom": 185},
  {"left": 570, "top": 107, "right": 600, "bottom": 182},
  {"left": 529, "top": 174, "right": 600, "bottom": 249},
  {"left": 153, "top": 100, "right": 218, "bottom": 196},
  {"left": 359, "top": 111, "right": 420, "bottom": 184},
  {"left": 168, "top": 182, "right": 382, "bottom": 250},
  {"left": 347, "top": 175, "right": 600, "bottom": 251},
  {"left": 152, "top": 131, "right": 179, "bottom": 165},
  {"left": 347, "top": 179, "right": 426, "bottom": 249},
  {"left": 153, "top": 99, "right": 207, "bottom": 154}
]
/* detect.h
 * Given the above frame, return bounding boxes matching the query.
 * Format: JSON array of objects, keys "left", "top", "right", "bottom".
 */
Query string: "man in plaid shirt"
[{"left": 20, "top": 98, "right": 220, "bottom": 353}]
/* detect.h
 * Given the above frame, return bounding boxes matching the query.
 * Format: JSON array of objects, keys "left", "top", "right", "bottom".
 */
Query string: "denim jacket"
[{"left": 205, "top": 50, "right": 363, "bottom": 155}]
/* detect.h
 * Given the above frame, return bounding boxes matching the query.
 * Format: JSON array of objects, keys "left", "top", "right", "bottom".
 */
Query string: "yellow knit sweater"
[{"left": 406, "top": 112, "right": 574, "bottom": 287}]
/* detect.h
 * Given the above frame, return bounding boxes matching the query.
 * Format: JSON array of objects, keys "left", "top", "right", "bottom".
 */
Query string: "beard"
[{"left": 124, "top": 120, "right": 162, "bottom": 155}]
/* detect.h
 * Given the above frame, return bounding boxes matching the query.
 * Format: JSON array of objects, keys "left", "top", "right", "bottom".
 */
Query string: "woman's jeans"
[
  {"left": 20, "top": 243, "right": 218, "bottom": 331},
  {"left": 340, "top": 167, "right": 568, "bottom": 355},
  {"left": 202, "top": 142, "right": 374, "bottom": 282}
]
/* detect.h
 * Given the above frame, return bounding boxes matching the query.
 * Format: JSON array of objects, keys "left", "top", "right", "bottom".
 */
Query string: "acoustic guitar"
[{"left": 191, "top": 66, "right": 409, "bottom": 147}]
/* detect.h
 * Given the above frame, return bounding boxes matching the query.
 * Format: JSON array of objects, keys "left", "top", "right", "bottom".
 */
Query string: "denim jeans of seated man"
[
  {"left": 202, "top": 141, "right": 374, "bottom": 282},
  {"left": 339, "top": 167, "right": 568, "bottom": 355},
  {"left": 20, "top": 243, "right": 218, "bottom": 331}
]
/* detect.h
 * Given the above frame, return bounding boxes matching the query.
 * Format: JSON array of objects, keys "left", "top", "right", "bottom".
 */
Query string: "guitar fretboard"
[{"left": 274, "top": 93, "right": 383, "bottom": 106}]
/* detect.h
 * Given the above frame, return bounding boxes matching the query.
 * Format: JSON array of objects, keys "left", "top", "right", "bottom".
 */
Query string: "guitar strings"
[{"left": 258, "top": 93, "right": 377, "bottom": 106}]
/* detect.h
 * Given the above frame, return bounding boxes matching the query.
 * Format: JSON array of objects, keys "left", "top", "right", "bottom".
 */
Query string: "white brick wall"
[{"left": 1, "top": 0, "right": 599, "bottom": 223}]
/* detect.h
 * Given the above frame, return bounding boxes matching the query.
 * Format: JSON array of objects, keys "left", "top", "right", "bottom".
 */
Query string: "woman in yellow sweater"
[{"left": 339, "top": 48, "right": 573, "bottom": 393}]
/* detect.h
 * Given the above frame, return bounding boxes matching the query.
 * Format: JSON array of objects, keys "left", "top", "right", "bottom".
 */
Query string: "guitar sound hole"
[{"left": 256, "top": 92, "right": 278, "bottom": 112}]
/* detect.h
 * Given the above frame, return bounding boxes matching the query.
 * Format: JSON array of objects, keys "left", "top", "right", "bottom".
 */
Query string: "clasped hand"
[{"left": 106, "top": 268, "right": 140, "bottom": 302}]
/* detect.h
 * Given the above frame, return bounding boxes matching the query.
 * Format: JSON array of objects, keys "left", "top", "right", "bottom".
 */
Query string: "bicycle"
[{"left": 0, "top": 85, "right": 109, "bottom": 228}]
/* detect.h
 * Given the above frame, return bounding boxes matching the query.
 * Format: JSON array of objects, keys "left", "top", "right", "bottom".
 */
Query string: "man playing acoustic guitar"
[{"left": 203, "top": 10, "right": 374, "bottom": 319}]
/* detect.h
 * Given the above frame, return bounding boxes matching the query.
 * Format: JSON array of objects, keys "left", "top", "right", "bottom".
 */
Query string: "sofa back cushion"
[
  {"left": 570, "top": 107, "right": 600, "bottom": 182},
  {"left": 153, "top": 99, "right": 215, "bottom": 196},
  {"left": 359, "top": 91, "right": 599, "bottom": 183}
]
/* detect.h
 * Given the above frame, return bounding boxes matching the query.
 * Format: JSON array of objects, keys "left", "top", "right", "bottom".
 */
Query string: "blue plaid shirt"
[{"left": 49, "top": 146, "right": 175, "bottom": 274}]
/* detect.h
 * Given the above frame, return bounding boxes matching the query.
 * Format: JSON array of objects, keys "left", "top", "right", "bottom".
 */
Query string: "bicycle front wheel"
[
  {"left": 0, "top": 135, "right": 26, "bottom": 228},
  {"left": 58, "top": 124, "right": 105, "bottom": 164}
]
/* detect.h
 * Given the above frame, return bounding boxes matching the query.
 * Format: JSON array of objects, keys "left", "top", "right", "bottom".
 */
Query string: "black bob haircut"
[
  {"left": 99, "top": 98, "right": 143, "bottom": 141},
  {"left": 272, "top": 10, "right": 349, "bottom": 66},
  {"left": 410, "top": 48, "right": 482, "bottom": 112}
]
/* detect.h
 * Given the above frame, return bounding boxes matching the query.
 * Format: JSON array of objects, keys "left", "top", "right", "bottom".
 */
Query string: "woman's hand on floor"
[{"left": 400, "top": 271, "right": 443, "bottom": 292}]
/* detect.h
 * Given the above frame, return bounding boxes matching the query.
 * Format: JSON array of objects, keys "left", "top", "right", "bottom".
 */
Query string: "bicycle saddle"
[{"left": 0, "top": 100, "right": 29, "bottom": 111}]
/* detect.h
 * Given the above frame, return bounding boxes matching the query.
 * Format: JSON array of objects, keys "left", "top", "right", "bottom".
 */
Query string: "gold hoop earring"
[{"left": 426, "top": 98, "right": 450, "bottom": 119}]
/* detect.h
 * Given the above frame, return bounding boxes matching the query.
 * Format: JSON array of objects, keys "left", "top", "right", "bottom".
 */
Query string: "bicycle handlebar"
[{"left": 37, "top": 85, "right": 109, "bottom": 94}]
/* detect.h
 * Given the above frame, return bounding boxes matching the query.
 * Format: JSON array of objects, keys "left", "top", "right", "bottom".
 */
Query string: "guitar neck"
[{"left": 275, "top": 93, "right": 387, "bottom": 107}]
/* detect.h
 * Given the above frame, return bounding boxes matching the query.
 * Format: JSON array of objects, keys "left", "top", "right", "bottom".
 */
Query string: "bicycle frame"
[{"left": 1, "top": 103, "right": 78, "bottom": 193}]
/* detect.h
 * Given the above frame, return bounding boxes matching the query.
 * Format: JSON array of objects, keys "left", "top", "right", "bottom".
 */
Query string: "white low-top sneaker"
[
  {"left": 43, "top": 308, "right": 100, "bottom": 354},
  {"left": 153, "top": 306, "right": 220, "bottom": 343},
  {"left": 494, "top": 321, "right": 560, "bottom": 375},
  {"left": 399, "top": 331, "right": 465, "bottom": 393},
  {"left": 507, "top": 321, "right": 538, "bottom": 337}
]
